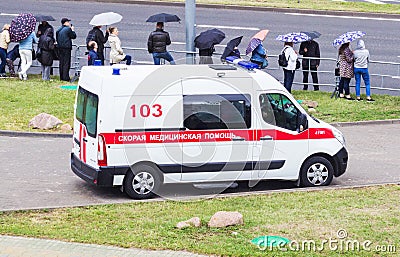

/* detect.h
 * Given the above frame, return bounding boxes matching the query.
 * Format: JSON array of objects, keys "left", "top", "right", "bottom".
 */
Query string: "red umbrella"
[{"left": 9, "top": 13, "right": 37, "bottom": 42}]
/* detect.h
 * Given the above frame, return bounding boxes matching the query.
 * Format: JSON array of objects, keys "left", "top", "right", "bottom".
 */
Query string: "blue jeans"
[
  {"left": 152, "top": 52, "right": 175, "bottom": 65},
  {"left": 283, "top": 69, "right": 295, "bottom": 93},
  {"left": 123, "top": 55, "right": 132, "bottom": 65},
  {"left": 0, "top": 48, "right": 6, "bottom": 74},
  {"left": 354, "top": 67, "right": 371, "bottom": 97}
]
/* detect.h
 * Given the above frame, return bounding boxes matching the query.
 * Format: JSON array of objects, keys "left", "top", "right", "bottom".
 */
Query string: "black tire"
[
  {"left": 124, "top": 164, "right": 162, "bottom": 199},
  {"left": 300, "top": 156, "right": 334, "bottom": 187}
]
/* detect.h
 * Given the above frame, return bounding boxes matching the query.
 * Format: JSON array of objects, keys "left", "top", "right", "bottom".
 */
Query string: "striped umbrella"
[
  {"left": 333, "top": 31, "right": 365, "bottom": 47},
  {"left": 275, "top": 32, "right": 310, "bottom": 43},
  {"left": 9, "top": 13, "right": 36, "bottom": 42}
]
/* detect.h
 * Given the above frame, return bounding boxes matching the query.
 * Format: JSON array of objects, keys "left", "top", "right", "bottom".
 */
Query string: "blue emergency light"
[{"left": 225, "top": 56, "right": 259, "bottom": 70}]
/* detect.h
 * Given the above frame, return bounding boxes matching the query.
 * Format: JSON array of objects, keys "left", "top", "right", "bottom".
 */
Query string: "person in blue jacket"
[
  {"left": 250, "top": 43, "right": 268, "bottom": 69},
  {"left": 87, "top": 41, "right": 99, "bottom": 66},
  {"left": 17, "top": 31, "right": 38, "bottom": 80}
]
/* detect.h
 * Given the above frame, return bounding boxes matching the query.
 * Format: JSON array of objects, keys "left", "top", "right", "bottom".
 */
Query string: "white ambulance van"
[{"left": 71, "top": 62, "right": 348, "bottom": 199}]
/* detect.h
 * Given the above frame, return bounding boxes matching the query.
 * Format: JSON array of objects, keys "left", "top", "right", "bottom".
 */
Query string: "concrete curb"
[
  {"left": 70, "top": 0, "right": 400, "bottom": 19},
  {"left": 0, "top": 119, "right": 398, "bottom": 138}
]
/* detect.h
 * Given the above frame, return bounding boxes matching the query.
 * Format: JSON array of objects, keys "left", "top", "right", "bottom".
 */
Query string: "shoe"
[
  {"left": 18, "top": 72, "right": 23, "bottom": 80},
  {"left": 345, "top": 97, "right": 355, "bottom": 100},
  {"left": 366, "top": 98, "right": 375, "bottom": 102},
  {"left": 303, "top": 87, "right": 308, "bottom": 91},
  {"left": 0, "top": 74, "right": 6, "bottom": 78},
  {"left": 339, "top": 94, "right": 345, "bottom": 98},
  {"left": 356, "top": 98, "right": 363, "bottom": 101}
]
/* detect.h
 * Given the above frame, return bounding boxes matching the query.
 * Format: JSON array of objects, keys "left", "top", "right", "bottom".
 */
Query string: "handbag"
[
  {"left": 31, "top": 49, "right": 36, "bottom": 60},
  {"left": 335, "top": 61, "right": 340, "bottom": 76},
  {"left": 35, "top": 48, "right": 42, "bottom": 60},
  {"left": 296, "top": 60, "right": 301, "bottom": 70}
]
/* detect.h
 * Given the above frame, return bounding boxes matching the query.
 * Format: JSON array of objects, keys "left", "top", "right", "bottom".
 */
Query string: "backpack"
[
  {"left": 278, "top": 47, "right": 289, "bottom": 67},
  {"left": 86, "top": 29, "right": 96, "bottom": 49}
]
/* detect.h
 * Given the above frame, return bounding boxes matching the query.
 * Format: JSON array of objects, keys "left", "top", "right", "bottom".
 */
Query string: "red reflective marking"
[{"left": 101, "top": 128, "right": 334, "bottom": 145}]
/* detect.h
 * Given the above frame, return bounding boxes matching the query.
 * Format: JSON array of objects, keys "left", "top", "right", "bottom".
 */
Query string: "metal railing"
[{"left": 27, "top": 44, "right": 400, "bottom": 93}]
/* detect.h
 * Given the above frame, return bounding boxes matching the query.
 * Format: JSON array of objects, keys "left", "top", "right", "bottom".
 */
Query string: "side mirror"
[{"left": 297, "top": 113, "right": 308, "bottom": 132}]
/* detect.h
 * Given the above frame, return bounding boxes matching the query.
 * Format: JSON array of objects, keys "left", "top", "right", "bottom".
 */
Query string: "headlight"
[{"left": 332, "top": 128, "right": 346, "bottom": 147}]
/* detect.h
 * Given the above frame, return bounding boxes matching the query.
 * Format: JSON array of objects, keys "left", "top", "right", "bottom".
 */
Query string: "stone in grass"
[
  {"left": 60, "top": 124, "right": 72, "bottom": 133},
  {"left": 176, "top": 217, "right": 201, "bottom": 229},
  {"left": 208, "top": 211, "right": 243, "bottom": 228},
  {"left": 308, "top": 108, "right": 317, "bottom": 113},
  {"left": 28, "top": 113, "right": 63, "bottom": 130},
  {"left": 303, "top": 100, "right": 318, "bottom": 108}
]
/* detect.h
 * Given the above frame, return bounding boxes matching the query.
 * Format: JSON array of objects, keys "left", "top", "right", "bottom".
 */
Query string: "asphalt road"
[
  {"left": 1, "top": 0, "right": 400, "bottom": 94},
  {"left": 1, "top": 122, "right": 399, "bottom": 211}
]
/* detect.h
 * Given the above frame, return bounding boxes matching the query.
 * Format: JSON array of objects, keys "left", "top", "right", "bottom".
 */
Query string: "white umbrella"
[{"left": 89, "top": 12, "right": 123, "bottom": 26}]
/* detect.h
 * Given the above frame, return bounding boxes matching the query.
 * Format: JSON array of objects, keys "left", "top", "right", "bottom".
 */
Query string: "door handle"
[
  {"left": 232, "top": 137, "right": 245, "bottom": 141},
  {"left": 260, "top": 136, "right": 273, "bottom": 141},
  {"left": 82, "top": 138, "right": 88, "bottom": 142}
]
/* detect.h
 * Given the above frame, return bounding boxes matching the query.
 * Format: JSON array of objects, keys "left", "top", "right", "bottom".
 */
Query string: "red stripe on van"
[{"left": 101, "top": 128, "right": 334, "bottom": 145}]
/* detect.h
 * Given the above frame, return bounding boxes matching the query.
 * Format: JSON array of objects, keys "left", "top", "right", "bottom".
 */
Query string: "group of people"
[
  {"left": 0, "top": 18, "right": 374, "bottom": 100},
  {"left": 337, "top": 40, "right": 374, "bottom": 101}
]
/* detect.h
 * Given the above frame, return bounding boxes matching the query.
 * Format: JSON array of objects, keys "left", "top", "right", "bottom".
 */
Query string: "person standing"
[
  {"left": 147, "top": 22, "right": 175, "bottom": 65},
  {"left": 198, "top": 46, "right": 214, "bottom": 64},
  {"left": 353, "top": 40, "right": 374, "bottom": 102},
  {"left": 18, "top": 31, "right": 38, "bottom": 80},
  {"left": 282, "top": 42, "right": 298, "bottom": 93},
  {"left": 108, "top": 27, "right": 131, "bottom": 65},
  {"left": 56, "top": 18, "right": 76, "bottom": 81},
  {"left": 299, "top": 39, "right": 320, "bottom": 91},
  {"left": 86, "top": 26, "right": 108, "bottom": 65},
  {"left": 338, "top": 42, "right": 355, "bottom": 100},
  {"left": 250, "top": 43, "right": 268, "bottom": 69},
  {"left": 0, "top": 24, "right": 10, "bottom": 77},
  {"left": 37, "top": 28, "right": 55, "bottom": 81},
  {"left": 36, "top": 21, "right": 53, "bottom": 38}
]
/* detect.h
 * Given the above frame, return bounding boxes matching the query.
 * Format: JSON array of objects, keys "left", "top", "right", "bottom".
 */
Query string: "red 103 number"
[{"left": 130, "top": 104, "right": 162, "bottom": 118}]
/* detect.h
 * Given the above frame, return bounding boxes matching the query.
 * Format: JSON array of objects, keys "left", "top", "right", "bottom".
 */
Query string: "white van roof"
[{"left": 78, "top": 65, "right": 285, "bottom": 95}]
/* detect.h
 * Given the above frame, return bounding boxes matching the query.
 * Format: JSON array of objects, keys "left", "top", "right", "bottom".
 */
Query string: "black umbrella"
[
  {"left": 146, "top": 13, "right": 181, "bottom": 23},
  {"left": 301, "top": 31, "right": 321, "bottom": 40},
  {"left": 221, "top": 36, "right": 243, "bottom": 60},
  {"left": 34, "top": 14, "right": 55, "bottom": 22},
  {"left": 194, "top": 28, "right": 225, "bottom": 50}
]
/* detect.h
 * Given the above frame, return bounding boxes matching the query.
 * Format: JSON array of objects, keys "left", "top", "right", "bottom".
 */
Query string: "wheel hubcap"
[
  {"left": 307, "top": 163, "right": 329, "bottom": 185},
  {"left": 132, "top": 172, "right": 155, "bottom": 195}
]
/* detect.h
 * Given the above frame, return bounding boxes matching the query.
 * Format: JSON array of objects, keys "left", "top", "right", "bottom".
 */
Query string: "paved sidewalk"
[{"left": 0, "top": 235, "right": 209, "bottom": 257}]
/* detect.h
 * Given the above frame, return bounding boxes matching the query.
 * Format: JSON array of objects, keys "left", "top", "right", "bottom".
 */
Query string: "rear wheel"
[
  {"left": 124, "top": 164, "right": 162, "bottom": 199},
  {"left": 300, "top": 156, "right": 333, "bottom": 187}
]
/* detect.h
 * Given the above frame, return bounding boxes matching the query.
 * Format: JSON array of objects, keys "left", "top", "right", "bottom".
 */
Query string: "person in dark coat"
[
  {"left": 86, "top": 26, "right": 109, "bottom": 65},
  {"left": 6, "top": 44, "right": 20, "bottom": 77},
  {"left": 56, "top": 18, "right": 76, "bottom": 81},
  {"left": 199, "top": 46, "right": 214, "bottom": 64},
  {"left": 37, "top": 21, "right": 53, "bottom": 38},
  {"left": 38, "top": 27, "right": 55, "bottom": 80},
  {"left": 147, "top": 22, "right": 175, "bottom": 65},
  {"left": 299, "top": 39, "right": 320, "bottom": 91}
]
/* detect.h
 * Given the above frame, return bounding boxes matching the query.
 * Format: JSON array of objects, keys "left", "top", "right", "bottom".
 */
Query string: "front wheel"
[
  {"left": 300, "top": 156, "right": 333, "bottom": 187},
  {"left": 124, "top": 164, "right": 162, "bottom": 199}
]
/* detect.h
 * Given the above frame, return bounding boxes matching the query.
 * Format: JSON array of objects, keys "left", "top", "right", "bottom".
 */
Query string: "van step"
[{"left": 193, "top": 182, "right": 238, "bottom": 189}]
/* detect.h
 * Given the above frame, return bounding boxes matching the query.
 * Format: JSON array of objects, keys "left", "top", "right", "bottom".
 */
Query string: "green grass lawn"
[
  {"left": 0, "top": 185, "right": 399, "bottom": 256},
  {"left": 0, "top": 76, "right": 75, "bottom": 132},
  {"left": 0, "top": 76, "right": 399, "bottom": 132},
  {"left": 148, "top": 0, "right": 400, "bottom": 14}
]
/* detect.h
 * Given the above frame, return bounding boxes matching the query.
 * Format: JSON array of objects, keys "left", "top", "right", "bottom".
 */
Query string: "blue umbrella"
[
  {"left": 275, "top": 32, "right": 310, "bottom": 44},
  {"left": 333, "top": 31, "right": 365, "bottom": 47}
]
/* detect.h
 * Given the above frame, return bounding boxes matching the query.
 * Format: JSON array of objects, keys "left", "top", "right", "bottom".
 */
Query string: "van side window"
[
  {"left": 76, "top": 87, "right": 99, "bottom": 137},
  {"left": 183, "top": 94, "right": 251, "bottom": 130},
  {"left": 259, "top": 93, "right": 299, "bottom": 131}
]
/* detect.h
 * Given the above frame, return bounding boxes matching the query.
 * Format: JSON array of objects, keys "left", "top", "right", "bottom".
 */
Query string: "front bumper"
[{"left": 332, "top": 147, "right": 348, "bottom": 177}]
